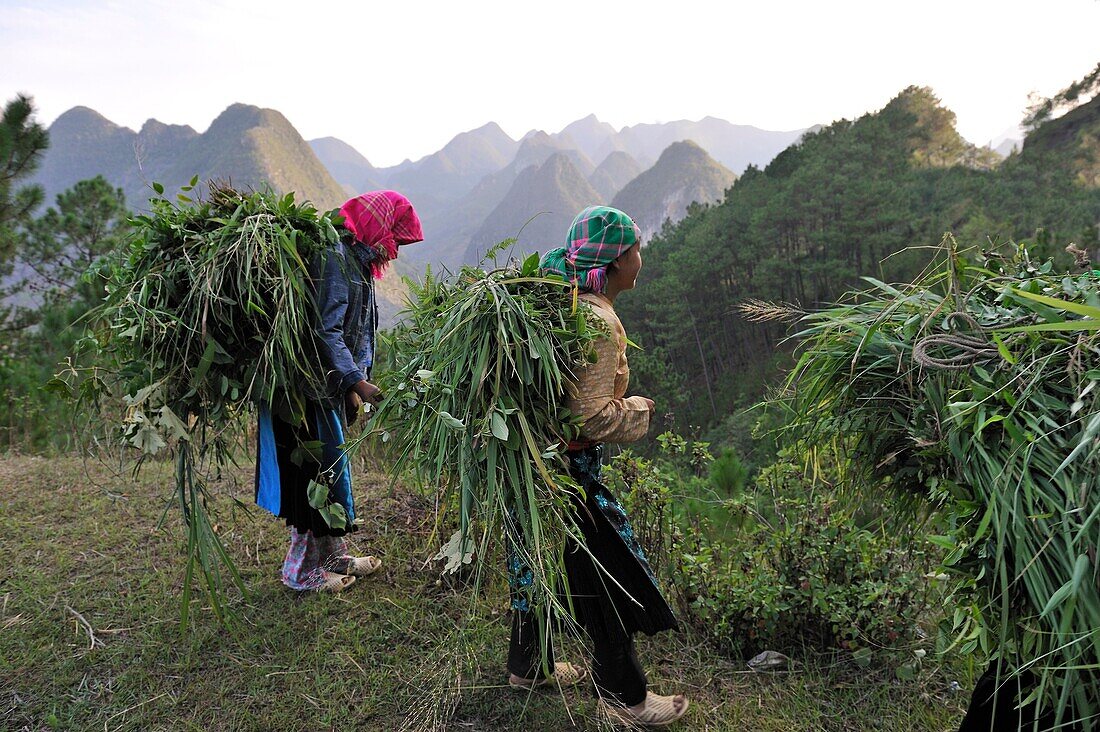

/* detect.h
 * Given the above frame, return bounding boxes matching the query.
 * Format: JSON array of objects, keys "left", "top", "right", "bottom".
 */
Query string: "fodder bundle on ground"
[{"left": 782, "top": 239, "right": 1098, "bottom": 727}]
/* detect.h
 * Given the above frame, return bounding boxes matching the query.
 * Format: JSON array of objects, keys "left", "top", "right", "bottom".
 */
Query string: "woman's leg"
[
  {"left": 316, "top": 533, "right": 351, "bottom": 574},
  {"left": 281, "top": 527, "right": 327, "bottom": 590},
  {"left": 590, "top": 629, "right": 647, "bottom": 707},
  {"left": 507, "top": 609, "right": 556, "bottom": 681}
]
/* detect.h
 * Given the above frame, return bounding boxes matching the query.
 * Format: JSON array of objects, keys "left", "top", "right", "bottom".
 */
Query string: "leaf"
[
  {"left": 156, "top": 406, "right": 191, "bottom": 441},
  {"left": 490, "top": 411, "right": 509, "bottom": 441},
  {"left": 894, "top": 663, "right": 917, "bottom": 681},
  {"left": 192, "top": 339, "right": 218, "bottom": 387},
  {"left": 306, "top": 479, "right": 328, "bottom": 509},
  {"left": 42, "top": 376, "right": 75, "bottom": 399},
  {"left": 437, "top": 410, "right": 465, "bottom": 431},
  {"left": 1002, "top": 320, "right": 1100, "bottom": 333},
  {"left": 991, "top": 332, "right": 1015, "bottom": 365},
  {"left": 432, "top": 529, "right": 475, "bottom": 574},
  {"left": 1011, "top": 288, "right": 1100, "bottom": 320},
  {"left": 130, "top": 424, "right": 166, "bottom": 454},
  {"left": 926, "top": 535, "right": 956, "bottom": 550},
  {"left": 521, "top": 252, "right": 541, "bottom": 276},
  {"left": 152, "top": 181, "right": 164, "bottom": 195},
  {"left": 320, "top": 503, "right": 348, "bottom": 529}
]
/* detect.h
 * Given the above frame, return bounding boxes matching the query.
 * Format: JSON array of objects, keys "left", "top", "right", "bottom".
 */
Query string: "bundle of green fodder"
[
  {"left": 66, "top": 182, "right": 341, "bottom": 624},
  {"left": 780, "top": 240, "right": 1098, "bottom": 726},
  {"left": 371, "top": 250, "right": 600, "bottom": 632}
]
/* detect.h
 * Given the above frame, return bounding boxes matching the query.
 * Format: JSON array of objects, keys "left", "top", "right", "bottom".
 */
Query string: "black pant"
[
  {"left": 507, "top": 609, "right": 647, "bottom": 706},
  {"left": 958, "top": 663, "right": 1083, "bottom": 732}
]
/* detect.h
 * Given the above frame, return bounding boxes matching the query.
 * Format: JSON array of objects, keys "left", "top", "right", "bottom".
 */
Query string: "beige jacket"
[{"left": 566, "top": 293, "right": 652, "bottom": 444}]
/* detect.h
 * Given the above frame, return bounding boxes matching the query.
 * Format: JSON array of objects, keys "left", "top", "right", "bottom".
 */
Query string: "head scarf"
[
  {"left": 338, "top": 190, "right": 423, "bottom": 279},
  {"left": 540, "top": 206, "right": 641, "bottom": 293}
]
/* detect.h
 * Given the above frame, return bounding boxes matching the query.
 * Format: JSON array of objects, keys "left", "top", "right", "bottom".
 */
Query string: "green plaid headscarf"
[{"left": 540, "top": 206, "right": 642, "bottom": 293}]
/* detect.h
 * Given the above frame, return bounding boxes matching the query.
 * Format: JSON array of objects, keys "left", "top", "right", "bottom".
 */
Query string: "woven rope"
[{"left": 912, "top": 312, "right": 1000, "bottom": 371}]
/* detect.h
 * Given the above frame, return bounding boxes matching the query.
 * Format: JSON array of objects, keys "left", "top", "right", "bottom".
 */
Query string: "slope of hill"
[
  {"left": 617, "top": 117, "right": 804, "bottom": 175},
  {"left": 33, "top": 104, "right": 348, "bottom": 210},
  {"left": 383, "top": 122, "right": 519, "bottom": 211},
  {"left": 465, "top": 153, "right": 601, "bottom": 262},
  {"left": 558, "top": 114, "right": 621, "bottom": 163},
  {"left": 615, "top": 86, "right": 1100, "bottom": 434},
  {"left": 405, "top": 133, "right": 595, "bottom": 268},
  {"left": 589, "top": 150, "right": 643, "bottom": 202},
  {"left": 1018, "top": 94, "right": 1100, "bottom": 187},
  {"left": 309, "top": 136, "right": 382, "bottom": 194},
  {"left": 611, "top": 140, "right": 736, "bottom": 241},
  {"left": 32, "top": 107, "right": 162, "bottom": 205}
]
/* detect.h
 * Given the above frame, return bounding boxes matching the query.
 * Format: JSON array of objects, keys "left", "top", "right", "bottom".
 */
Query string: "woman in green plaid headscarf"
[
  {"left": 540, "top": 206, "right": 642, "bottom": 293},
  {"left": 507, "top": 206, "right": 689, "bottom": 726}
]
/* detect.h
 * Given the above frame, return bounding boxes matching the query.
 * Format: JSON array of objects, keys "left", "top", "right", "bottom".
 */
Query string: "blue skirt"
[{"left": 255, "top": 401, "right": 355, "bottom": 538}]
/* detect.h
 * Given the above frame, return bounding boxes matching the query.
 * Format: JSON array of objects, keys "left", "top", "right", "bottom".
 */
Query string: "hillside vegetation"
[{"left": 618, "top": 86, "right": 1100, "bottom": 435}]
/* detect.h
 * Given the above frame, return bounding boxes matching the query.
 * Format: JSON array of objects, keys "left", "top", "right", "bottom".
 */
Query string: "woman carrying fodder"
[
  {"left": 255, "top": 190, "right": 423, "bottom": 593},
  {"left": 506, "top": 207, "right": 688, "bottom": 727},
  {"left": 64, "top": 184, "right": 417, "bottom": 619},
  {"left": 782, "top": 242, "right": 1097, "bottom": 731},
  {"left": 374, "top": 206, "right": 688, "bottom": 727}
]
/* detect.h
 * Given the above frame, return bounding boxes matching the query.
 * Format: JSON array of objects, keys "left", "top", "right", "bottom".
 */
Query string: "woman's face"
[{"left": 610, "top": 243, "right": 643, "bottom": 291}]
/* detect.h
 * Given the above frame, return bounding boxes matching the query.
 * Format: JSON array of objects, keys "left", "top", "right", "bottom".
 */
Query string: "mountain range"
[
  {"left": 33, "top": 104, "right": 347, "bottom": 213},
  {"left": 30, "top": 101, "right": 1022, "bottom": 324},
  {"left": 309, "top": 115, "right": 771, "bottom": 268}
]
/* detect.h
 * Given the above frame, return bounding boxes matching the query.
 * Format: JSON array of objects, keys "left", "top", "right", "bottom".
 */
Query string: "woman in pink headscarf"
[{"left": 255, "top": 190, "right": 423, "bottom": 593}]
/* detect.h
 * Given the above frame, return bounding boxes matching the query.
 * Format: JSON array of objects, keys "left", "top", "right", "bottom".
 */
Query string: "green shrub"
[
  {"left": 606, "top": 437, "right": 944, "bottom": 669},
  {"left": 678, "top": 454, "right": 941, "bottom": 665},
  {"left": 709, "top": 448, "right": 747, "bottom": 496}
]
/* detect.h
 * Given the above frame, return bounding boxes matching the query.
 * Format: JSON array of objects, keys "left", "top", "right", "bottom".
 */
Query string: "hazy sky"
[{"left": 2, "top": 0, "right": 1098, "bottom": 167}]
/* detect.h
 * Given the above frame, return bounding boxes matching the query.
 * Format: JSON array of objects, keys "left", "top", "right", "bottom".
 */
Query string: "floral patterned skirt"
[{"left": 509, "top": 445, "right": 678, "bottom": 638}]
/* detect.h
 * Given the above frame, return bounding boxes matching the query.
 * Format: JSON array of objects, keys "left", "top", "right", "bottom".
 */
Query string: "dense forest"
[{"left": 618, "top": 85, "right": 1100, "bottom": 450}]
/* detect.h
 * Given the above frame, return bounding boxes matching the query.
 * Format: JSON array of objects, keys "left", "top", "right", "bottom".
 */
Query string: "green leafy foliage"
[
  {"left": 0, "top": 176, "right": 129, "bottom": 451},
  {"left": 0, "top": 94, "right": 48, "bottom": 266},
  {"left": 603, "top": 435, "right": 939, "bottom": 674},
  {"left": 56, "top": 183, "right": 346, "bottom": 626},
  {"left": 783, "top": 239, "right": 1100, "bottom": 726},
  {"left": 677, "top": 452, "right": 938, "bottom": 666},
  {"left": 371, "top": 253, "right": 600, "bottom": 633}
]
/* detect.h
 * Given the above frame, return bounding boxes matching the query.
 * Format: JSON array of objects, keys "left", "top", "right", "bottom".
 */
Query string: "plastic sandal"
[
  {"left": 598, "top": 692, "right": 690, "bottom": 728},
  {"left": 318, "top": 572, "right": 356, "bottom": 593},
  {"left": 509, "top": 662, "right": 589, "bottom": 690},
  {"left": 344, "top": 555, "right": 382, "bottom": 577}
]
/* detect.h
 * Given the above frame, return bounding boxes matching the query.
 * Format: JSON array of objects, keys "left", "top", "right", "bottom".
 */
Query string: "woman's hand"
[
  {"left": 346, "top": 380, "right": 383, "bottom": 425},
  {"left": 640, "top": 397, "right": 655, "bottom": 412},
  {"left": 353, "top": 380, "right": 384, "bottom": 406}
]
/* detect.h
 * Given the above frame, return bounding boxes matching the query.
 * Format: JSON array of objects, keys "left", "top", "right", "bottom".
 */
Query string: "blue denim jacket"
[{"left": 311, "top": 241, "right": 378, "bottom": 407}]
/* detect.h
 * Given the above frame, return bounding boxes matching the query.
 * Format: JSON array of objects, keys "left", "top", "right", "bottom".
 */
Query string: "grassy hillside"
[{"left": 0, "top": 455, "right": 970, "bottom": 731}]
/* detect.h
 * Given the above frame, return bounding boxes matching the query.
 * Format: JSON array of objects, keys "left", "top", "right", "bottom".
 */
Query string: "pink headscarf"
[{"left": 338, "top": 190, "right": 423, "bottom": 279}]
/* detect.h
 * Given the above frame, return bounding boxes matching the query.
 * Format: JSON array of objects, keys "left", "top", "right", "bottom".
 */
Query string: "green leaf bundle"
[
  {"left": 782, "top": 240, "right": 1099, "bottom": 727},
  {"left": 101, "top": 184, "right": 338, "bottom": 428},
  {"left": 67, "top": 183, "right": 342, "bottom": 626},
  {"left": 372, "top": 252, "right": 600, "bottom": 630}
]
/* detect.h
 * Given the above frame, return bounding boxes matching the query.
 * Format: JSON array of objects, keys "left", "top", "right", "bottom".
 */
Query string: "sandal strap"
[
  {"left": 600, "top": 692, "right": 688, "bottom": 727},
  {"left": 320, "top": 572, "right": 356, "bottom": 593},
  {"left": 510, "top": 662, "right": 588, "bottom": 689}
]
